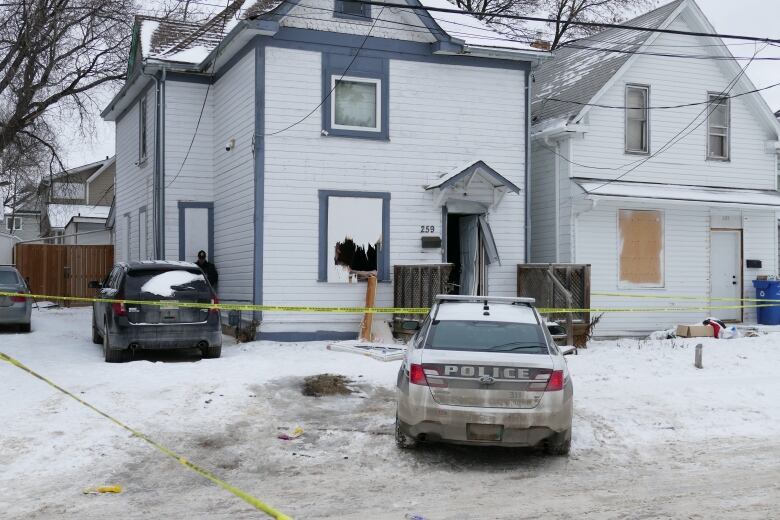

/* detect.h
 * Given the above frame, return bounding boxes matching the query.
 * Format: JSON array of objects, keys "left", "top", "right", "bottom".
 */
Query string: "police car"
[{"left": 395, "top": 295, "right": 574, "bottom": 454}]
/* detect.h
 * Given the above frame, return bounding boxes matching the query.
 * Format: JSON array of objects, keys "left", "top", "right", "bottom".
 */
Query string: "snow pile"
[{"left": 139, "top": 270, "right": 204, "bottom": 297}]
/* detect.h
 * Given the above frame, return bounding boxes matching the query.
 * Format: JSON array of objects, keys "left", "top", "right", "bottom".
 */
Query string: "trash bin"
[{"left": 752, "top": 280, "right": 780, "bottom": 325}]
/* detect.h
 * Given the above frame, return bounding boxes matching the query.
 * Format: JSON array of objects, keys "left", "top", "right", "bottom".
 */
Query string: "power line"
[
  {"left": 263, "top": 5, "right": 387, "bottom": 137},
  {"left": 346, "top": 0, "right": 780, "bottom": 45},
  {"left": 166, "top": 0, "right": 231, "bottom": 188},
  {"left": 541, "top": 81, "right": 780, "bottom": 111},
  {"left": 584, "top": 45, "right": 765, "bottom": 194}
]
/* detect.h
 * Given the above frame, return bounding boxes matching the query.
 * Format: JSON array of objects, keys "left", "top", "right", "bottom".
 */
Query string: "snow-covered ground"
[{"left": 2, "top": 307, "right": 780, "bottom": 519}]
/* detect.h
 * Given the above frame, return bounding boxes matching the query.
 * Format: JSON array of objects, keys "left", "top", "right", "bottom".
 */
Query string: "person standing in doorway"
[{"left": 196, "top": 250, "right": 219, "bottom": 289}]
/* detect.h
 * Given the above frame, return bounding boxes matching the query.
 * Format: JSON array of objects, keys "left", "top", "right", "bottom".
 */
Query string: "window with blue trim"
[
  {"left": 335, "top": 0, "right": 370, "bottom": 19},
  {"left": 322, "top": 54, "right": 389, "bottom": 140},
  {"left": 318, "top": 191, "right": 391, "bottom": 283}
]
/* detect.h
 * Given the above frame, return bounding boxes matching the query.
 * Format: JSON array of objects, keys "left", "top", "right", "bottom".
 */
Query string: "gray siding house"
[{"left": 102, "top": 0, "right": 548, "bottom": 339}]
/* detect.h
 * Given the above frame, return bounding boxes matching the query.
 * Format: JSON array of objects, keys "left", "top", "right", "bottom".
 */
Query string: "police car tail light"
[
  {"left": 10, "top": 291, "right": 27, "bottom": 303},
  {"left": 409, "top": 364, "right": 427, "bottom": 385},
  {"left": 545, "top": 370, "right": 564, "bottom": 392}
]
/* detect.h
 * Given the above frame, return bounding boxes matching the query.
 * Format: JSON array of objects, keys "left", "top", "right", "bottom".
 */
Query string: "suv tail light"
[
  {"left": 210, "top": 296, "right": 220, "bottom": 314},
  {"left": 111, "top": 302, "right": 127, "bottom": 317},
  {"left": 545, "top": 370, "right": 564, "bottom": 392},
  {"left": 10, "top": 291, "right": 27, "bottom": 303}
]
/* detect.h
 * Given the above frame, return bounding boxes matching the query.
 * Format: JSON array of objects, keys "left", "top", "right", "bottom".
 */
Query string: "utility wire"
[
  {"left": 166, "top": 0, "right": 231, "bottom": 188},
  {"left": 345, "top": 0, "right": 780, "bottom": 45},
  {"left": 263, "top": 5, "right": 387, "bottom": 137},
  {"left": 584, "top": 45, "right": 765, "bottom": 194}
]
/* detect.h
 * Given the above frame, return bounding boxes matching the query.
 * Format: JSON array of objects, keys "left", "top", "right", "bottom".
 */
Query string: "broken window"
[
  {"left": 327, "top": 196, "right": 382, "bottom": 283},
  {"left": 619, "top": 209, "right": 664, "bottom": 287}
]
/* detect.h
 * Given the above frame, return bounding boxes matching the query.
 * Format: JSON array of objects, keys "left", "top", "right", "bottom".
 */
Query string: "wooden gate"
[{"left": 14, "top": 244, "right": 114, "bottom": 306}]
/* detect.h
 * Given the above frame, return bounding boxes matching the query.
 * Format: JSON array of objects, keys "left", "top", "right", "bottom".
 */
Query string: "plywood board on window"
[{"left": 619, "top": 209, "right": 663, "bottom": 286}]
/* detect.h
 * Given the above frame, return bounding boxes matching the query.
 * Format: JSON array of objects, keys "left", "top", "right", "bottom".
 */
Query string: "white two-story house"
[
  {"left": 530, "top": 0, "right": 780, "bottom": 335},
  {"left": 102, "top": 0, "right": 548, "bottom": 339}
]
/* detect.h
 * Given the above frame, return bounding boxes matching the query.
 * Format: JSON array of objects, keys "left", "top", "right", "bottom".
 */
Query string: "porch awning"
[
  {"left": 576, "top": 179, "right": 780, "bottom": 208},
  {"left": 426, "top": 160, "right": 520, "bottom": 209},
  {"left": 427, "top": 160, "right": 521, "bottom": 193}
]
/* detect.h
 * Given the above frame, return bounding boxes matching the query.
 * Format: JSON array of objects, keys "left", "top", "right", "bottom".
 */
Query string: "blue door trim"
[{"left": 178, "top": 201, "right": 214, "bottom": 262}]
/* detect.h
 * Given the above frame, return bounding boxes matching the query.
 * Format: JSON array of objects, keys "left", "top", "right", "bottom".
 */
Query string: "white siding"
[
  {"left": 164, "top": 80, "right": 215, "bottom": 261},
  {"left": 212, "top": 51, "right": 255, "bottom": 303},
  {"left": 529, "top": 141, "right": 556, "bottom": 262},
  {"left": 262, "top": 46, "right": 525, "bottom": 332},
  {"left": 114, "top": 82, "right": 155, "bottom": 263},
  {"left": 571, "top": 14, "right": 777, "bottom": 190},
  {"left": 575, "top": 200, "right": 778, "bottom": 335}
]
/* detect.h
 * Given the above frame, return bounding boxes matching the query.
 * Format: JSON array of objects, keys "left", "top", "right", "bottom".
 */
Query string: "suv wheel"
[
  {"left": 103, "top": 322, "right": 130, "bottom": 363},
  {"left": 92, "top": 318, "right": 102, "bottom": 344},
  {"left": 544, "top": 429, "right": 571, "bottom": 456},
  {"left": 395, "top": 415, "right": 417, "bottom": 449},
  {"left": 19, "top": 322, "right": 31, "bottom": 333},
  {"left": 201, "top": 345, "right": 222, "bottom": 359}
]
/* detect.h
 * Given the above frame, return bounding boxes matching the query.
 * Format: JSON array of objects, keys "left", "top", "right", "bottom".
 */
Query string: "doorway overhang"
[{"left": 426, "top": 160, "right": 521, "bottom": 210}]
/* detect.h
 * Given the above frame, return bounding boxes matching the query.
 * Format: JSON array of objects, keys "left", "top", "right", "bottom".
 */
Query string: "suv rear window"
[
  {"left": 425, "top": 320, "right": 549, "bottom": 355},
  {"left": 0, "top": 270, "right": 20, "bottom": 285},
  {"left": 125, "top": 269, "right": 211, "bottom": 301}
]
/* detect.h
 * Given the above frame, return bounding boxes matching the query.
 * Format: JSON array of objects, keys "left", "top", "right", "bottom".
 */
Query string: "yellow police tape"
[
  {"left": 0, "top": 351, "right": 292, "bottom": 520},
  {"left": 2, "top": 290, "right": 780, "bottom": 315},
  {"left": 593, "top": 291, "right": 780, "bottom": 303}
]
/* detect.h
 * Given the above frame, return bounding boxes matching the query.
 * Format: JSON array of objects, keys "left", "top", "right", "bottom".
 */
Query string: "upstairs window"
[
  {"left": 335, "top": 0, "right": 370, "bottom": 19},
  {"left": 625, "top": 85, "right": 649, "bottom": 154},
  {"left": 138, "top": 96, "right": 148, "bottom": 163},
  {"left": 332, "top": 76, "right": 381, "bottom": 133},
  {"left": 5, "top": 217, "right": 21, "bottom": 231},
  {"left": 707, "top": 93, "right": 730, "bottom": 160}
]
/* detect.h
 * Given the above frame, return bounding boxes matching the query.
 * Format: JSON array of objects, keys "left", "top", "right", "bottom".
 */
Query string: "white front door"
[{"left": 710, "top": 230, "right": 742, "bottom": 321}]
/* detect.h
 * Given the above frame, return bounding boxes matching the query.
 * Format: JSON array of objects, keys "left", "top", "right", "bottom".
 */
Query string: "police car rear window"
[{"left": 425, "top": 320, "right": 549, "bottom": 354}]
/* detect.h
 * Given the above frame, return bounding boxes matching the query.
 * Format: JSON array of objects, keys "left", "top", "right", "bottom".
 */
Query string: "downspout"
[
  {"left": 524, "top": 69, "right": 531, "bottom": 263},
  {"left": 554, "top": 140, "right": 560, "bottom": 263},
  {"left": 160, "top": 68, "right": 166, "bottom": 260}
]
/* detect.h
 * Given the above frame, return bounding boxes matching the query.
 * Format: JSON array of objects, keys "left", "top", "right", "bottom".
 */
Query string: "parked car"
[
  {"left": 90, "top": 261, "right": 222, "bottom": 363},
  {"left": 396, "top": 295, "right": 574, "bottom": 454},
  {"left": 0, "top": 265, "right": 32, "bottom": 332}
]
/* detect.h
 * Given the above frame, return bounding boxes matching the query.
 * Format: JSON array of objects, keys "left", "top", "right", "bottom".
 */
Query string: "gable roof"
[
  {"left": 134, "top": 0, "right": 543, "bottom": 66},
  {"left": 531, "top": 0, "right": 684, "bottom": 125}
]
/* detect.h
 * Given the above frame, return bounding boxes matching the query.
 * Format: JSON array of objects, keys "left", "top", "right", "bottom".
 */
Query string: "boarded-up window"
[{"left": 619, "top": 209, "right": 664, "bottom": 286}]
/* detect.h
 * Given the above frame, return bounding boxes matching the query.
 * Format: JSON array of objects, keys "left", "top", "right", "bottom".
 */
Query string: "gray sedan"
[{"left": 0, "top": 266, "right": 32, "bottom": 332}]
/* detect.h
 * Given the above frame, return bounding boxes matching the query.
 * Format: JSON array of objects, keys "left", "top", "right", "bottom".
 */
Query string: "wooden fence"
[{"left": 14, "top": 244, "right": 114, "bottom": 306}]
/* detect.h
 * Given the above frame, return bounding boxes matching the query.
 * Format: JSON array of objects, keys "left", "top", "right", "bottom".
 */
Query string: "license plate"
[
  {"left": 467, "top": 423, "right": 503, "bottom": 441},
  {"left": 160, "top": 300, "right": 179, "bottom": 310}
]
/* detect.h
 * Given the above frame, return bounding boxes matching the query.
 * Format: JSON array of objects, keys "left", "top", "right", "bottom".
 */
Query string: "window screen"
[
  {"left": 619, "top": 209, "right": 664, "bottom": 286},
  {"left": 626, "top": 85, "right": 649, "bottom": 153},
  {"left": 707, "top": 93, "right": 729, "bottom": 159},
  {"left": 332, "top": 77, "right": 379, "bottom": 130},
  {"left": 338, "top": 0, "right": 367, "bottom": 17}
]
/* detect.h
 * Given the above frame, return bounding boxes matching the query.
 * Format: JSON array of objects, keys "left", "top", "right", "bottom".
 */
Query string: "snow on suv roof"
[{"left": 435, "top": 301, "right": 539, "bottom": 324}]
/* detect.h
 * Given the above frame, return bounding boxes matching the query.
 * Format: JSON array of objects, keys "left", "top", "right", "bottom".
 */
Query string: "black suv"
[{"left": 91, "top": 261, "right": 222, "bottom": 363}]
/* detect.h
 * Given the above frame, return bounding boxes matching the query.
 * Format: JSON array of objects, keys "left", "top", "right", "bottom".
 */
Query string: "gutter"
[
  {"left": 462, "top": 45, "right": 549, "bottom": 66},
  {"left": 531, "top": 123, "right": 588, "bottom": 142}
]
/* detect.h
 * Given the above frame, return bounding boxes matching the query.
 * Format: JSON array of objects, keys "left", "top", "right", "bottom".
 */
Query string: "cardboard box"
[{"left": 676, "top": 324, "right": 714, "bottom": 338}]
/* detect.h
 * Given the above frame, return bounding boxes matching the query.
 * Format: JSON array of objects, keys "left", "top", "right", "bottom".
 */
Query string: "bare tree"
[
  {"left": 449, "top": 0, "right": 654, "bottom": 49},
  {"left": 0, "top": 0, "right": 135, "bottom": 169},
  {"left": 541, "top": 0, "right": 655, "bottom": 49}
]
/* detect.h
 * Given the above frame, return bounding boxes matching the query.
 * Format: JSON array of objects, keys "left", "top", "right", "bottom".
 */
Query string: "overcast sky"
[{"left": 62, "top": 0, "right": 780, "bottom": 168}]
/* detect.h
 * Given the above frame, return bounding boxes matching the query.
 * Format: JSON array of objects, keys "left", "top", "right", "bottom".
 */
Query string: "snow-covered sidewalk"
[{"left": 2, "top": 307, "right": 780, "bottom": 519}]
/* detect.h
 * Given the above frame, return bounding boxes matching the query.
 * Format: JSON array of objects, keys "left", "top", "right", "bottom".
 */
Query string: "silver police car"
[
  {"left": 396, "top": 295, "right": 573, "bottom": 454},
  {"left": 0, "top": 265, "right": 32, "bottom": 332}
]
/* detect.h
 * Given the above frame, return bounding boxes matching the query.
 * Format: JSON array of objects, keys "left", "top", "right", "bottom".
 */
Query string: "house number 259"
[{"left": 420, "top": 225, "right": 435, "bottom": 233}]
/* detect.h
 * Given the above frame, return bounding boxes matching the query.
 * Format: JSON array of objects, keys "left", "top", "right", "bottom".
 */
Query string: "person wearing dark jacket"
[{"left": 196, "top": 250, "right": 219, "bottom": 288}]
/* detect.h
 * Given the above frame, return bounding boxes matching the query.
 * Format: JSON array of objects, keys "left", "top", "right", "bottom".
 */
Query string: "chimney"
[{"left": 530, "top": 31, "right": 551, "bottom": 51}]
